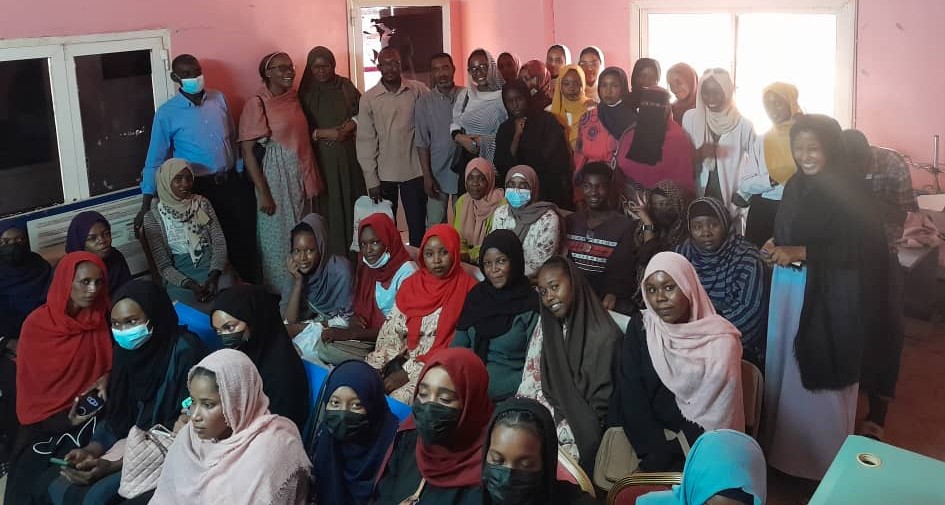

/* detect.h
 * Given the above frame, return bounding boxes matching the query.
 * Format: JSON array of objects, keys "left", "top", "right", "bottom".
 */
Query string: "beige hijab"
[{"left": 690, "top": 68, "right": 742, "bottom": 144}]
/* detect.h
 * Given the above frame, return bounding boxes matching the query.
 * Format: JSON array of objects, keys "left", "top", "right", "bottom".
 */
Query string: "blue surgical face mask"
[
  {"left": 179, "top": 75, "right": 205, "bottom": 94},
  {"left": 504, "top": 188, "right": 532, "bottom": 209},
  {"left": 363, "top": 251, "right": 391, "bottom": 269},
  {"left": 112, "top": 322, "right": 153, "bottom": 350}
]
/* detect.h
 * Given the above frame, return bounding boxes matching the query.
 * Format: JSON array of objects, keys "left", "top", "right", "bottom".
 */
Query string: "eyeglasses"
[
  {"left": 267, "top": 64, "right": 295, "bottom": 73},
  {"left": 468, "top": 64, "right": 489, "bottom": 73},
  {"left": 578, "top": 60, "right": 600, "bottom": 68}
]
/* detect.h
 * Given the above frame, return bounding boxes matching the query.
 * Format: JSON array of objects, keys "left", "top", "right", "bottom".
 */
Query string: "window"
[
  {"left": 0, "top": 31, "right": 172, "bottom": 218},
  {"left": 632, "top": 0, "right": 855, "bottom": 132},
  {"left": 348, "top": 0, "right": 451, "bottom": 91}
]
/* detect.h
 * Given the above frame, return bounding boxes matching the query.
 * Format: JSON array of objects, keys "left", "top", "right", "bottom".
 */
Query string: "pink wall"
[
  {"left": 855, "top": 0, "right": 945, "bottom": 163},
  {"left": 2, "top": 0, "right": 350, "bottom": 116},
  {"left": 3, "top": 0, "right": 943, "bottom": 162}
]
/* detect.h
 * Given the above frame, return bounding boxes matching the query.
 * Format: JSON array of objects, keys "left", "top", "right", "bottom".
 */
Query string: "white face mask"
[{"left": 363, "top": 251, "right": 391, "bottom": 269}]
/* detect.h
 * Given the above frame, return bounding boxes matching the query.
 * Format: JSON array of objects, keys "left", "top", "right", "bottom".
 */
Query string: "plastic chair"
[
  {"left": 302, "top": 358, "right": 413, "bottom": 423},
  {"left": 174, "top": 301, "right": 221, "bottom": 351},
  {"left": 606, "top": 472, "right": 682, "bottom": 505},
  {"left": 557, "top": 448, "right": 596, "bottom": 498},
  {"left": 741, "top": 360, "right": 763, "bottom": 437}
]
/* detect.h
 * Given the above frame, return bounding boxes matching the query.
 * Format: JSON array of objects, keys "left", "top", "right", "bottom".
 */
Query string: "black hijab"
[
  {"left": 0, "top": 224, "right": 51, "bottom": 339},
  {"left": 538, "top": 257, "right": 622, "bottom": 472},
  {"left": 212, "top": 285, "right": 310, "bottom": 427},
  {"left": 105, "top": 280, "right": 183, "bottom": 436},
  {"left": 482, "top": 398, "right": 596, "bottom": 505},
  {"left": 626, "top": 87, "right": 671, "bottom": 165},
  {"left": 628, "top": 58, "right": 661, "bottom": 110},
  {"left": 596, "top": 66, "right": 637, "bottom": 140},
  {"left": 457, "top": 230, "right": 539, "bottom": 362},
  {"left": 775, "top": 114, "right": 890, "bottom": 391}
]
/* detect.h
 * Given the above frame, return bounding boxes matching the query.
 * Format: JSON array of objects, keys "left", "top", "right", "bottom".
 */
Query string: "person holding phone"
[
  {"left": 6, "top": 252, "right": 112, "bottom": 503},
  {"left": 34, "top": 281, "right": 209, "bottom": 504}
]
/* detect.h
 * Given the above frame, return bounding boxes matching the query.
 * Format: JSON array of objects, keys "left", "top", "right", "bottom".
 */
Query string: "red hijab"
[
  {"left": 395, "top": 225, "right": 477, "bottom": 355},
  {"left": 354, "top": 213, "right": 412, "bottom": 329},
  {"left": 16, "top": 251, "right": 113, "bottom": 425},
  {"left": 405, "top": 348, "right": 494, "bottom": 487}
]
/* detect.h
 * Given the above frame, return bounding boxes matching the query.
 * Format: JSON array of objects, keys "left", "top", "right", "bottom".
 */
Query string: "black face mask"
[
  {"left": 411, "top": 401, "right": 459, "bottom": 445},
  {"left": 483, "top": 463, "right": 543, "bottom": 505},
  {"left": 0, "top": 243, "right": 29, "bottom": 265},
  {"left": 323, "top": 410, "right": 370, "bottom": 442},
  {"left": 220, "top": 331, "right": 246, "bottom": 350}
]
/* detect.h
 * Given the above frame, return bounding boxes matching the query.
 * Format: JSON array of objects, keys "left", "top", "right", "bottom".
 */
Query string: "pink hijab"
[
  {"left": 641, "top": 252, "right": 745, "bottom": 432},
  {"left": 457, "top": 157, "right": 504, "bottom": 248},
  {"left": 150, "top": 349, "right": 312, "bottom": 504}
]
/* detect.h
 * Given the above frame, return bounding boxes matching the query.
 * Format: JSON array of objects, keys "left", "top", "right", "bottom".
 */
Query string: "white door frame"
[{"left": 346, "top": 0, "right": 452, "bottom": 91}]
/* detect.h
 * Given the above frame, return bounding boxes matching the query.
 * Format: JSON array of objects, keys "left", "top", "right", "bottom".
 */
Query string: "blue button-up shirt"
[
  {"left": 414, "top": 86, "right": 460, "bottom": 194},
  {"left": 140, "top": 90, "right": 239, "bottom": 195}
]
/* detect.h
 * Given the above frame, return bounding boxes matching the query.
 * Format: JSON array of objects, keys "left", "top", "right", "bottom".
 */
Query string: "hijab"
[
  {"left": 105, "top": 281, "right": 186, "bottom": 437},
  {"left": 16, "top": 252, "right": 112, "bottom": 425},
  {"left": 457, "top": 158, "right": 505, "bottom": 250},
  {"left": 154, "top": 159, "right": 211, "bottom": 266},
  {"left": 676, "top": 198, "right": 765, "bottom": 340},
  {"left": 640, "top": 252, "right": 745, "bottom": 432},
  {"left": 689, "top": 68, "right": 742, "bottom": 144},
  {"left": 504, "top": 166, "right": 560, "bottom": 238},
  {"left": 775, "top": 114, "right": 889, "bottom": 391},
  {"left": 626, "top": 87, "right": 672, "bottom": 165},
  {"left": 456, "top": 230, "right": 539, "bottom": 362},
  {"left": 638, "top": 429, "right": 766, "bottom": 505},
  {"left": 310, "top": 360, "right": 399, "bottom": 505},
  {"left": 298, "top": 46, "right": 361, "bottom": 125},
  {"left": 497, "top": 52, "right": 522, "bottom": 84},
  {"left": 597, "top": 66, "right": 637, "bottom": 140},
  {"left": 579, "top": 46, "right": 605, "bottom": 81},
  {"left": 291, "top": 213, "right": 354, "bottom": 317},
  {"left": 521, "top": 60, "right": 552, "bottom": 110},
  {"left": 629, "top": 58, "right": 662, "bottom": 109},
  {"left": 150, "top": 349, "right": 312, "bottom": 504},
  {"left": 64, "top": 210, "right": 131, "bottom": 295},
  {"left": 482, "top": 398, "right": 593, "bottom": 505},
  {"left": 547, "top": 45, "right": 572, "bottom": 75},
  {"left": 354, "top": 213, "right": 411, "bottom": 330},
  {"left": 539, "top": 258, "right": 622, "bottom": 468},
  {"left": 0, "top": 224, "right": 51, "bottom": 337},
  {"left": 395, "top": 225, "right": 478, "bottom": 356},
  {"left": 468, "top": 48, "right": 505, "bottom": 95},
  {"left": 211, "top": 285, "right": 309, "bottom": 428},
  {"left": 667, "top": 63, "right": 698, "bottom": 124},
  {"left": 648, "top": 180, "right": 689, "bottom": 248},
  {"left": 549, "top": 64, "right": 591, "bottom": 146},
  {"left": 403, "top": 348, "right": 494, "bottom": 487},
  {"left": 762, "top": 82, "right": 802, "bottom": 185}
]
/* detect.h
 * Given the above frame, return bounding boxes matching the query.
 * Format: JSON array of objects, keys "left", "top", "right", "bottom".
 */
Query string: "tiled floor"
[{"left": 767, "top": 315, "right": 945, "bottom": 504}]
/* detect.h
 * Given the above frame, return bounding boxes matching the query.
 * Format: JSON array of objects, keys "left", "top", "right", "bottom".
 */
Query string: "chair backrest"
[
  {"left": 557, "top": 448, "right": 596, "bottom": 498},
  {"left": 606, "top": 472, "right": 683, "bottom": 505},
  {"left": 741, "top": 360, "right": 764, "bottom": 437},
  {"left": 173, "top": 301, "right": 221, "bottom": 351}
]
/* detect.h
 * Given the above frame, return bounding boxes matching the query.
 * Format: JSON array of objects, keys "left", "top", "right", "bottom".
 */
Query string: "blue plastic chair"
[
  {"left": 174, "top": 302, "right": 221, "bottom": 351},
  {"left": 302, "top": 359, "right": 412, "bottom": 422}
]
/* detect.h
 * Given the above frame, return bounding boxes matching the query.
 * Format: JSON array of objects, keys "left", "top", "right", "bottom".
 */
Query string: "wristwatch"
[{"left": 641, "top": 224, "right": 655, "bottom": 232}]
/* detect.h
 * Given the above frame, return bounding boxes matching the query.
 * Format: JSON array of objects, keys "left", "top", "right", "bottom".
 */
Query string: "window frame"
[
  {"left": 346, "top": 0, "right": 452, "bottom": 91},
  {"left": 0, "top": 30, "right": 173, "bottom": 215},
  {"left": 630, "top": 0, "right": 857, "bottom": 127}
]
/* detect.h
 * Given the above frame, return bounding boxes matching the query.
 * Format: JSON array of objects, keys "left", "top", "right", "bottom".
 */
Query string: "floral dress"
[
  {"left": 516, "top": 322, "right": 579, "bottom": 460},
  {"left": 489, "top": 205, "right": 562, "bottom": 277},
  {"left": 365, "top": 304, "right": 444, "bottom": 404}
]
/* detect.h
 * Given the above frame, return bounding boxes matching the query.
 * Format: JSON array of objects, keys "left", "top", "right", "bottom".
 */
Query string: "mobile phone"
[
  {"left": 181, "top": 396, "right": 193, "bottom": 416},
  {"left": 75, "top": 390, "right": 105, "bottom": 417},
  {"left": 49, "top": 457, "right": 75, "bottom": 468}
]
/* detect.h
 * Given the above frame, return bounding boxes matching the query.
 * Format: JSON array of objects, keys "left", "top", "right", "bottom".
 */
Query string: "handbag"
[
  {"left": 118, "top": 424, "right": 176, "bottom": 499},
  {"left": 252, "top": 95, "right": 271, "bottom": 166},
  {"left": 450, "top": 91, "right": 474, "bottom": 176},
  {"left": 593, "top": 427, "right": 690, "bottom": 491}
]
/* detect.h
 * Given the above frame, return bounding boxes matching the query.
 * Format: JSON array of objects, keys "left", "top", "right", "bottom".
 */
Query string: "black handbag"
[{"left": 450, "top": 91, "right": 473, "bottom": 175}]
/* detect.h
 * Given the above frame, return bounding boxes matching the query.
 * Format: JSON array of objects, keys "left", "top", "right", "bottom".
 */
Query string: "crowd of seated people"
[{"left": 0, "top": 39, "right": 917, "bottom": 505}]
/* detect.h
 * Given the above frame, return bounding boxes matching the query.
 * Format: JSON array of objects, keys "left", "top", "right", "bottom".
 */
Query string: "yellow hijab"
[
  {"left": 762, "top": 82, "right": 802, "bottom": 185},
  {"left": 550, "top": 64, "right": 591, "bottom": 147}
]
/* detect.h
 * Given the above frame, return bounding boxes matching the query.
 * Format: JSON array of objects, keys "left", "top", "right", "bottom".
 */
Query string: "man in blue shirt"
[{"left": 136, "top": 54, "right": 258, "bottom": 283}]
